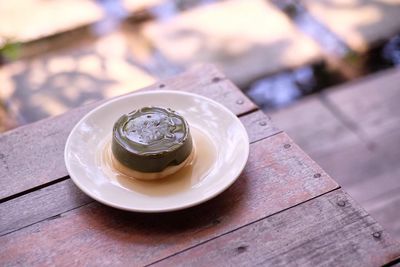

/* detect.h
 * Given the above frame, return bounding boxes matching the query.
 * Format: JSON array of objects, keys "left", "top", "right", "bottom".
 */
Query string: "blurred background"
[{"left": 0, "top": 0, "right": 399, "bottom": 239}]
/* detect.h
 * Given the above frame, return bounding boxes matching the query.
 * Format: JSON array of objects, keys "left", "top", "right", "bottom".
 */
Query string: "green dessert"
[{"left": 112, "top": 106, "right": 193, "bottom": 179}]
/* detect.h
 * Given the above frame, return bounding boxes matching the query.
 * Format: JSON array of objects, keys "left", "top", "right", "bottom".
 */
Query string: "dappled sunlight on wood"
[
  {"left": 0, "top": 0, "right": 162, "bottom": 43},
  {"left": 0, "top": 0, "right": 102, "bottom": 42},
  {"left": 303, "top": 0, "right": 400, "bottom": 53},
  {"left": 0, "top": 31, "right": 155, "bottom": 124},
  {"left": 95, "top": 32, "right": 128, "bottom": 59},
  {"left": 77, "top": 55, "right": 102, "bottom": 75},
  {"left": 31, "top": 94, "right": 68, "bottom": 116},
  {"left": 47, "top": 56, "right": 77, "bottom": 74},
  {"left": 142, "top": 0, "right": 321, "bottom": 87},
  {"left": 123, "top": 26, "right": 155, "bottom": 64},
  {"left": 62, "top": 86, "right": 81, "bottom": 102},
  {"left": 28, "top": 63, "right": 48, "bottom": 89}
]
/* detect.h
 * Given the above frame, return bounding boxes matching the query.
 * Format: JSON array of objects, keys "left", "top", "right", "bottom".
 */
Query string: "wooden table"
[{"left": 1, "top": 65, "right": 399, "bottom": 266}]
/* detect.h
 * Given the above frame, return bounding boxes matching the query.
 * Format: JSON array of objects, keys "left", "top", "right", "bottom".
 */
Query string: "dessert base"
[
  {"left": 111, "top": 149, "right": 196, "bottom": 181},
  {"left": 96, "top": 126, "right": 217, "bottom": 197}
]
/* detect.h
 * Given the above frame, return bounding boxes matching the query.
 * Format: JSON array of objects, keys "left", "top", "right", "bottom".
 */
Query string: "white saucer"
[{"left": 64, "top": 90, "right": 249, "bottom": 212}]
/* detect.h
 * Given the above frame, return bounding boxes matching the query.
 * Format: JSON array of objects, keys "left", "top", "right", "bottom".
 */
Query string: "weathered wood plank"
[
  {"left": 0, "top": 132, "right": 338, "bottom": 266},
  {"left": 373, "top": 127, "right": 400, "bottom": 171},
  {"left": 0, "top": 179, "right": 91, "bottom": 236},
  {"left": 357, "top": 127, "right": 400, "bottom": 240},
  {"left": 240, "top": 110, "right": 281, "bottom": 143},
  {"left": 314, "top": 145, "right": 397, "bottom": 202},
  {"left": 365, "top": 187, "right": 400, "bottom": 241},
  {"left": 142, "top": 0, "right": 321, "bottom": 87},
  {"left": 154, "top": 189, "right": 400, "bottom": 267},
  {"left": 270, "top": 96, "right": 359, "bottom": 157},
  {"left": 323, "top": 68, "right": 400, "bottom": 203},
  {"left": 352, "top": 126, "right": 400, "bottom": 199},
  {"left": 0, "top": 103, "right": 94, "bottom": 200},
  {"left": 302, "top": 0, "right": 400, "bottom": 53},
  {"left": 270, "top": 77, "right": 400, "bottom": 244},
  {"left": 270, "top": 93, "right": 400, "bottom": 202},
  {"left": 0, "top": 110, "right": 277, "bottom": 236},
  {"left": 326, "top": 68, "right": 400, "bottom": 139},
  {"left": 0, "top": 65, "right": 256, "bottom": 200},
  {"left": 270, "top": 96, "right": 380, "bottom": 189}
]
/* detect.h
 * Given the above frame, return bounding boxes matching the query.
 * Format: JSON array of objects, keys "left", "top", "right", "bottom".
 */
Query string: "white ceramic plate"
[{"left": 64, "top": 90, "right": 249, "bottom": 212}]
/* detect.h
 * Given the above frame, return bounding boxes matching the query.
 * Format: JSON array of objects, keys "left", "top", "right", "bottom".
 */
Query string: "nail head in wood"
[
  {"left": 337, "top": 200, "right": 346, "bottom": 207},
  {"left": 236, "top": 245, "right": 248, "bottom": 253},
  {"left": 259, "top": 121, "right": 267, "bottom": 126},
  {"left": 372, "top": 232, "right": 382, "bottom": 239},
  {"left": 159, "top": 84, "right": 165, "bottom": 88},
  {"left": 284, "top": 144, "right": 291, "bottom": 149},
  {"left": 236, "top": 99, "right": 244, "bottom": 105},
  {"left": 313, "top": 173, "right": 321, "bottom": 178},
  {"left": 212, "top": 77, "right": 221, "bottom": 83}
]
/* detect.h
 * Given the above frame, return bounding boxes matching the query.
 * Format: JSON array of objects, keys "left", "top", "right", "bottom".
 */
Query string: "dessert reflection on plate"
[{"left": 96, "top": 106, "right": 218, "bottom": 196}]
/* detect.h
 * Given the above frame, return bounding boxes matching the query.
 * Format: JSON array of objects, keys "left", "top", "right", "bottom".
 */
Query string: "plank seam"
[
  {"left": 256, "top": 214, "right": 374, "bottom": 265},
  {"left": 0, "top": 199, "right": 94, "bottom": 237},
  {"left": 0, "top": 176, "right": 69, "bottom": 204},
  {"left": 145, "top": 186, "right": 341, "bottom": 267},
  {"left": 249, "top": 130, "right": 284, "bottom": 144},
  {"left": 0, "top": 129, "right": 334, "bottom": 237},
  {"left": 237, "top": 107, "right": 259, "bottom": 117},
  {"left": 0, "top": 110, "right": 276, "bottom": 204},
  {"left": 382, "top": 256, "right": 400, "bottom": 267},
  {"left": 0, "top": 129, "right": 283, "bottom": 204}
]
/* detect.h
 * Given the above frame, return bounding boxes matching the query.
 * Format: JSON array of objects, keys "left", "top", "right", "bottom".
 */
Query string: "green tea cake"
[{"left": 111, "top": 106, "right": 193, "bottom": 180}]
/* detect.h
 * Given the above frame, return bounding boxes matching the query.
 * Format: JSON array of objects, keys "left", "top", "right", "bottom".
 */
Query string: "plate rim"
[{"left": 64, "top": 90, "right": 249, "bottom": 212}]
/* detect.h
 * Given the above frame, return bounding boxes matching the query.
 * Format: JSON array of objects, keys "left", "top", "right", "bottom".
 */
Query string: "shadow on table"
[{"left": 89, "top": 171, "right": 250, "bottom": 240}]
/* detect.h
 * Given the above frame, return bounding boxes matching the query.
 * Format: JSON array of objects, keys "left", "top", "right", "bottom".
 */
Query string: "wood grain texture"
[
  {"left": 270, "top": 81, "right": 400, "bottom": 245},
  {"left": 0, "top": 132, "right": 338, "bottom": 266},
  {"left": 270, "top": 93, "right": 400, "bottom": 203},
  {"left": 270, "top": 96, "right": 378, "bottom": 190},
  {"left": 348, "top": 128, "right": 400, "bottom": 204},
  {"left": 0, "top": 179, "right": 91, "bottom": 236},
  {"left": 0, "top": 110, "right": 275, "bottom": 236},
  {"left": 154, "top": 189, "right": 400, "bottom": 267},
  {"left": 0, "top": 65, "right": 256, "bottom": 200},
  {"left": 240, "top": 110, "right": 281, "bottom": 143},
  {"left": 326, "top": 68, "right": 400, "bottom": 139},
  {"left": 270, "top": 95, "right": 359, "bottom": 157},
  {"left": 0, "top": 104, "right": 96, "bottom": 200},
  {"left": 366, "top": 187, "right": 400, "bottom": 241},
  {"left": 315, "top": 147, "right": 397, "bottom": 203}
]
